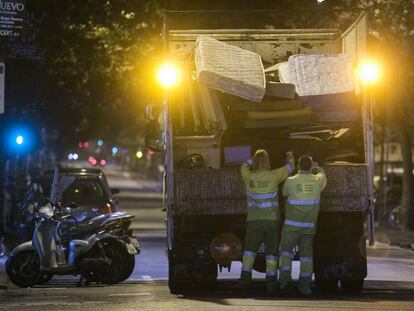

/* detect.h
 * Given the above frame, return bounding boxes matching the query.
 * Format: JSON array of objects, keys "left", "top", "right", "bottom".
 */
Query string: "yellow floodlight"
[
  {"left": 359, "top": 62, "right": 380, "bottom": 85},
  {"left": 157, "top": 63, "right": 180, "bottom": 88}
]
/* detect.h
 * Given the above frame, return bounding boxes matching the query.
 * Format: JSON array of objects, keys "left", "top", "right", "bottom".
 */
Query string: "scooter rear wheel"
[
  {"left": 84, "top": 240, "right": 135, "bottom": 284},
  {"left": 6, "top": 250, "right": 43, "bottom": 288}
]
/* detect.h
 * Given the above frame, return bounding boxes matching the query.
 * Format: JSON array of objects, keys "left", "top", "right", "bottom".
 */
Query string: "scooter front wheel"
[{"left": 6, "top": 250, "right": 44, "bottom": 288}]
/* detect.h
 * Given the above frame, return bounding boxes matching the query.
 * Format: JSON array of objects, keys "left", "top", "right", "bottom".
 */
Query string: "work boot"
[
  {"left": 266, "top": 276, "right": 278, "bottom": 297},
  {"left": 238, "top": 279, "right": 252, "bottom": 297},
  {"left": 296, "top": 284, "right": 313, "bottom": 298},
  {"left": 279, "top": 282, "right": 295, "bottom": 297}
]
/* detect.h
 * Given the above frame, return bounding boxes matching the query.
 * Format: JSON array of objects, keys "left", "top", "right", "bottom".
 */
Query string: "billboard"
[{"left": 0, "top": 0, "right": 25, "bottom": 37}]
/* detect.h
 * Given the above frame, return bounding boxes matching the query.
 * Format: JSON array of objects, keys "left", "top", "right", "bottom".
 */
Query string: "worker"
[
  {"left": 279, "top": 155, "right": 327, "bottom": 296},
  {"left": 240, "top": 149, "right": 294, "bottom": 295}
]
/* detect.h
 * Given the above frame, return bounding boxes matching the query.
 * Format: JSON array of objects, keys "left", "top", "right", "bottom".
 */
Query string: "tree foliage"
[{"left": 30, "top": 0, "right": 164, "bottom": 150}]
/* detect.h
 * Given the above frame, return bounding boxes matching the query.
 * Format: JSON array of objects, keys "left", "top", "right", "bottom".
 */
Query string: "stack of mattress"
[
  {"left": 173, "top": 164, "right": 368, "bottom": 216},
  {"left": 229, "top": 81, "right": 313, "bottom": 128},
  {"left": 278, "top": 54, "right": 360, "bottom": 122},
  {"left": 195, "top": 36, "right": 266, "bottom": 102}
]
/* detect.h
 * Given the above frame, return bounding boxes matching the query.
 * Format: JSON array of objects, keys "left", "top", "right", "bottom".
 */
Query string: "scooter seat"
[{"left": 68, "top": 221, "right": 103, "bottom": 235}]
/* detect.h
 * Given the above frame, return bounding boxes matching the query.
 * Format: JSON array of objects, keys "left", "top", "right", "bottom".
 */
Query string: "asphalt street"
[{"left": 0, "top": 166, "right": 414, "bottom": 310}]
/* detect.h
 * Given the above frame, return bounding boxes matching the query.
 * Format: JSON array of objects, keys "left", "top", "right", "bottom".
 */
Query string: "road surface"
[{"left": 0, "top": 166, "right": 413, "bottom": 310}]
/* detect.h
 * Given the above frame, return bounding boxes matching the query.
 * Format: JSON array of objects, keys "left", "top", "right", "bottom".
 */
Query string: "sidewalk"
[
  {"left": 0, "top": 256, "right": 9, "bottom": 289},
  {"left": 375, "top": 228, "right": 414, "bottom": 249}
]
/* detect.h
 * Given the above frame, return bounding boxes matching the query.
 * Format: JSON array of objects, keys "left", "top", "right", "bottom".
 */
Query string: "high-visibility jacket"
[
  {"left": 241, "top": 162, "right": 292, "bottom": 222},
  {"left": 282, "top": 168, "right": 327, "bottom": 234}
]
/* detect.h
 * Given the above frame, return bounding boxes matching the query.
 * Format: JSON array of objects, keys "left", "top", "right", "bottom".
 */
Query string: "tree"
[{"left": 29, "top": 1, "right": 164, "bottom": 155}]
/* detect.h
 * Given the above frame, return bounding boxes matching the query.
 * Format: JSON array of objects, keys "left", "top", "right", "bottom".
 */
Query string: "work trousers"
[
  {"left": 240, "top": 220, "right": 281, "bottom": 292},
  {"left": 279, "top": 230, "right": 314, "bottom": 295}
]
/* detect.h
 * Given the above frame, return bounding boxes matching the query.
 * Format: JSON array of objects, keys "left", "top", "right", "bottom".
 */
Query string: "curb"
[{"left": 0, "top": 257, "right": 9, "bottom": 290}]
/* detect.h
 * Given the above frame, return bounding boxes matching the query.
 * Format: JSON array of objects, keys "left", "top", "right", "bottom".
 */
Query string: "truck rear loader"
[{"left": 146, "top": 10, "right": 374, "bottom": 294}]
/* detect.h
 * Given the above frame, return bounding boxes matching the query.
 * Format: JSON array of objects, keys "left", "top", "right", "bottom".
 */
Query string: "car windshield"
[{"left": 62, "top": 179, "right": 106, "bottom": 203}]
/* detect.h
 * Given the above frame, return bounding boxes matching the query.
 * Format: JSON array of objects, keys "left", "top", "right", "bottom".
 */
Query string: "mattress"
[
  {"left": 239, "top": 107, "right": 313, "bottom": 128},
  {"left": 314, "top": 108, "right": 360, "bottom": 122},
  {"left": 284, "top": 54, "right": 355, "bottom": 96},
  {"left": 195, "top": 36, "right": 266, "bottom": 102},
  {"left": 265, "top": 82, "right": 296, "bottom": 99},
  {"left": 235, "top": 107, "right": 312, "bottom": 121},
  {"left": 230, "top": 98, "right": 302, "bottom": 111},
  {"left": 300, "top": 92, "right": 359, "bottom": 110},
  {"left": 198, "top": 84, "right": 227, "bottom": 132},
  {"left": 278, "top": 62, "right": 291, "bottom": 84}
]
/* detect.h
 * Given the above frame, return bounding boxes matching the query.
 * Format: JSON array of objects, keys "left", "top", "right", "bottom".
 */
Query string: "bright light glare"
[
  {"left": 68, "top": 153, "right": 73, "bottom": 160},
  {"left": 112, "top": 147, "right": 118, "bottom": 154},
  {"left": 73, "top": 153, "right": 79, "bottom": 160},
  {"left": 16, "top": 135, "right": 23, "bottom": 145},
  {"left": 136, "top": 151, "right": 143, "bottom": 159},
  {"left": 157, "top": 63, "right": 180, "bottom": 88},
  {"left": 97, "top": 139, "right": 104, "bottom": 146},
  {"left": 359, "top": 62, "right": 380, "bottom": 85}
]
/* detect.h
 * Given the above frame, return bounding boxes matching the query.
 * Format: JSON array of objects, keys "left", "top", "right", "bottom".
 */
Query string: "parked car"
[{"left": 17, "top": 168, "right": 120, "bottom": 243}]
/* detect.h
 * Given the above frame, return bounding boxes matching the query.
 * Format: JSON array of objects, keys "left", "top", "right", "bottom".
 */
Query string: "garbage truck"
[{"left": 146, "top": 10, "right": 374, "bottom": 294}]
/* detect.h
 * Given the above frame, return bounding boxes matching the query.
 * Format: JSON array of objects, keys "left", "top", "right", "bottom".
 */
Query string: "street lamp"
[
  {"left": 359, "top": 61, "right": 380, "bottom": 246},
  {"left": 157, "top": 63, "right": 180, "bottom": 89}
]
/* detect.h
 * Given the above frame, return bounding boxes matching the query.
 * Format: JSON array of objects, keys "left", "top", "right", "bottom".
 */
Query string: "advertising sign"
[
  {"left": 0, "top": 63, "right": 4, "bottom": 114},
  {"left": 0, "top": 0, "right": 25, "bottom": 37}
]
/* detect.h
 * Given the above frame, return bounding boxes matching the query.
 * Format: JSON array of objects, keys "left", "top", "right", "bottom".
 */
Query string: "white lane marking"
[
  {"left": 0, "top": 301, "right": 103, "bottom": 307},
  {"left": 109, "top": 293, "right": 151, "bottom": 297},
  {"left": 30, "top": 296, "right": 69, "bottom": 299},
  {"left": 32, "top": 287, "right": 68, "bottom": 290},
  {"left": 141, "top": 275, "right": 153, "bottom": 280}
]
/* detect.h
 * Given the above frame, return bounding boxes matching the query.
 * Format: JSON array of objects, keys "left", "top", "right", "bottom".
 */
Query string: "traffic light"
[{"left": 4, "top": 125, "right": 36, "bottom": 154}]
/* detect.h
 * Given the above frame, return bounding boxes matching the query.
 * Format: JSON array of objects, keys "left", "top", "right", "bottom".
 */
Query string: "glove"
[
  {"left": 311, "top": 162, "right": 319, "bottom": 174},
  {"left": 286, "top": 152, "right": 295, "bottom": 173}
]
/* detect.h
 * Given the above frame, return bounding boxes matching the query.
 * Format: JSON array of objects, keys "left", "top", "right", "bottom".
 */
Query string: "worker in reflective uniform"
[
  {"left": 240, "top": 149, "right": 294, "bottom": 295},
  {"left": 279, "top": 155, "right": 327, "bottom": 296}
]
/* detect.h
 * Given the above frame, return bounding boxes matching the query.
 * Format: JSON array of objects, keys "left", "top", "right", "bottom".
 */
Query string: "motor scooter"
[{"left": 6, "top": 167, "right": 140, "bottom": 287}]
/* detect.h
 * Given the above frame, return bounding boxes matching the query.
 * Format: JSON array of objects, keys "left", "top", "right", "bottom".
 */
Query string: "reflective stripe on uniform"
[
  {"left": 247, "top": 191, "right": 277, "bottom": 200},
  {"left": 280, "top": 251, "right": 294, "bottom": 259},
  {"left": 242, "top": 266, "right": 253, "bottom": 273},
  {"left": 266, "top": 255, "right": 278, "bottom": 261},
  {"left": 284, "top": 219, "right": 315, "bottom": 228},
  {"left": 288, "top": 199, "right": 320, "bottom": 205},
  {"left": 300, "top": 256, "right": 312, "bottom": 263},
  {"left": 266, "top": 271, "right": 278, "bottom": 277},
  {"left": 243, "top": 251, "right": 256, "bottom": 257},
  {"left": 299, "top": 272, "right": 313, "bottom": 278},
  {"left": 247, "top": 201, "right": 279, "bottom": 208}
]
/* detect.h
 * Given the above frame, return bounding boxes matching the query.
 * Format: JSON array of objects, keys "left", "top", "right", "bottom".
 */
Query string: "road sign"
[{"left": 0, "top": 0, "right": 25, "bottom": 37}]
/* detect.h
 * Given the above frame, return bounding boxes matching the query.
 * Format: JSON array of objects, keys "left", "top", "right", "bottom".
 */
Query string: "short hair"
[
  {"left": 252, "top": 149, "right": 270, "bottom": 171},
  {"left": 298, "top": 155, "right": 313, "bottom": 171}
]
